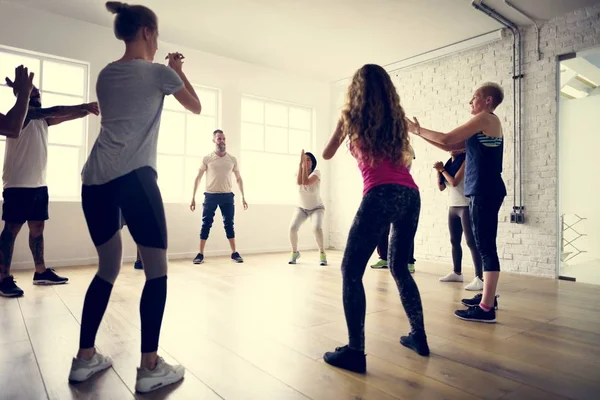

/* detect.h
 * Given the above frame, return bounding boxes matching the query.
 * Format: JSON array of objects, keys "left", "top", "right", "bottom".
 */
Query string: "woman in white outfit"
[
  {"left": 436, "top": 150, "right": 483, "bottom": 290},
  {"left": 289, "top": 150, "right": 327, "bottom": 266}
]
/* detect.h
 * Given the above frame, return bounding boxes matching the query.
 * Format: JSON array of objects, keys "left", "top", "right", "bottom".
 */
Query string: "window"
[
  {"left": 0, "top": 46, "right": 89, "bottom": 200},
  {"left": 241, "top": 96, "right": 314, "bottom": 205},
  {"left": 157, "top": 86, "right": 219, "bottom": 203}
]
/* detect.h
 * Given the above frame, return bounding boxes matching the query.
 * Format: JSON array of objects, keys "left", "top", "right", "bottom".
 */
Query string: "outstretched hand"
[
  {"left": 82, "top": 102, "right": 100, "bottom": 116},
  {"left": 166, "top": 52, "right": 184, "bottom": 72},
  {"left": 6, "top": 65, "right": 34, "bottom": 97},
  {"left": 405, "top": 116, "right": 420, "bottom": 135}
]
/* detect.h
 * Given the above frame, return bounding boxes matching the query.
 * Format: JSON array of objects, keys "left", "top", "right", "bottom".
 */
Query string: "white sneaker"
[
  {"left": 439, "top": 272, "right": 464, "bottom": 282},
  {"left": 68, "top": 351, "right": 113, "bottom": 382},
  {"left": 135, "top": 356, "right": 185, "bottom": 393},
  {"left": 464, "top": 277, "right": 484, "bottom": 291}
]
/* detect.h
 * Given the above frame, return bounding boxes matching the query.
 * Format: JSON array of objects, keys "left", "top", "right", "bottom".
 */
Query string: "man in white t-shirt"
[
  {"left": 190, "top": 129, "right": 248, "bottom": 264},
  {"left": 0, "top": 81, "right": 98, "bottom": 298}
]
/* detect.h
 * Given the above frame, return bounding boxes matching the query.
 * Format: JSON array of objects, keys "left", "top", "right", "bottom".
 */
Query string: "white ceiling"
[{"left": 5, "top": 0, "right": 600, "bottom": 81}]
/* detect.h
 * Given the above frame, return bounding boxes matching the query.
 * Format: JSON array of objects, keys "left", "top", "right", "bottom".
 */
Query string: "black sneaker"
[
  {"left": 323, "top": 345, "right": 366, "bottom": 373},
  {"left": 400, "top": 332, "right": 430, "bottom": 357},
  {"left": 231, "top": 252, "right": 244, "bottom": 263},
  {"left": 193, "top": 253, "right": 204, "bottom": 264},
  {"left": 455, "top": 306, "right": 496, "bottom": 323},
  {"left": 461, "top": 293, "right": 499, "bottom": 310},
  {"left": 0, "top": 275, "right": 24, "bottom": 297},
  {"left": 33, "top": 268, "right": 68, "bottom": 285},
  {"left": 134, "top": 260, "right": 143, "bottom": 270}
]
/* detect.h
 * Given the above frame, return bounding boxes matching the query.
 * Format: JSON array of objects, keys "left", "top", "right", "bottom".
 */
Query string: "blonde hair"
[
  {"left": 340, "top": 64, "right": 412, "bottom": 167},
  {"left": 478, "top": 82, "right": 504, "bottom": 109}
]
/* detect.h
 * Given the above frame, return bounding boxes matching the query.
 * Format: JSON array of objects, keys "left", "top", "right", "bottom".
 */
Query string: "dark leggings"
[
  {"left": 449, "top": 206, "right": 482, "bottom": 278},
  {"left": 79, "top": 167, "right": 168, "bottom": 353},
  {"left": 469, "top": 195, "right": 504, "bottom": 272},
  {"left": 376, "top": 225, "right": 416, "bottom": 264},
  {"left": 341, "top": 184, "right": 424, "bottom": 352}
]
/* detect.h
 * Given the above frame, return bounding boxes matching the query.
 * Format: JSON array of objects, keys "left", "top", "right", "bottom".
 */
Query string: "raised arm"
[
  {"left": 45, "top": 102, "right": 99, "bottom": 126},
  {"left": 438, "top": 161, "right": 465, "bottom": 188},
  {"left": 407, "top": 113, "right": 490, "bottom": 147},
  {"left": 0, "top": 66, "right": 34, "bottom": 138},
  {"left": 167, "top": 53, "right": 201, "bottom": 115},
  {"left": 323, "top": 119, "right": 344, "bottom": 160}
]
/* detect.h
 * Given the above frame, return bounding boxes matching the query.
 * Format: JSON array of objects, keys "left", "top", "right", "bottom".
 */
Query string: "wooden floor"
[{"left": 2, "top": 250, "right": 600, "bottom": 400}]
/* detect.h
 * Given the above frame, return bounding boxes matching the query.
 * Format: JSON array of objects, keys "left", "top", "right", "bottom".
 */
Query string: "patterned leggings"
[{"left": 341, "top": 184, "right": 425, "bottom": 351}]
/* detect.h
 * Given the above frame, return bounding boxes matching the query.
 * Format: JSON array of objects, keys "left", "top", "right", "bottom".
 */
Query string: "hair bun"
[{"left": 106, "top": 1, "right": 129, "bottom": 14}]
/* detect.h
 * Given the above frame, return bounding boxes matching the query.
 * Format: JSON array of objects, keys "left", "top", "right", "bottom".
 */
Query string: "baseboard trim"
[{"left": 10, "top": 245, "right": 323, "bottom": 270}]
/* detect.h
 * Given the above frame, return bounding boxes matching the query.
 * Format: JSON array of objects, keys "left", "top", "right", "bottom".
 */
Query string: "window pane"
[
  {"left": 289, "top": 107, "right": 312, "bottom": 130},
  {"left": 0, "top": 52, "right": 41, "bottom": 87},
  {"left": 265, "top": 126, "right": 288, "bottom": 153},
  {"left": 185, "top": 157, "right": 202, "bottom": 201},
  {"left": 196, "top": 88, "right": 217, "bottom": 116},
  {"left": 158, "top": 111, "right": 185, "bottom": 155},
  {"left": 46, "top": 145, "right": 80, "bottom": 199},
  {"left": 241, "top": 122, "right": 264, "bottom": 151},
  {"left": 187, "top": 115, "right": 216, "bottom": 156},
  {"left": 289, "top": 129, "right": 311, "bottom": 153},
  {"left": 265, "top": 102, "right": 288, "bottom": 127},
  {"left": 42, "top": 92, "right": 83, "bottom": 107},
  {"left": 157, "top": 155, "right": 184, "bottom": 202},
  {"left": 48, "top": 117, "right": 84, "bottom": 146},
  {"left": 164, "top": 93, "right": 185, "bottom": 112},
  {"left": 241, "top": 97, "right": 264, "bottom": 123},
  {"left": 42, "top": 61, "right": 85, "bottom": 96},
  {"left": 0, "top": 86, "right": 17, "bottom": 114},
  {"left": 241, "top": 151, "right": 297, "bottom": 205}
]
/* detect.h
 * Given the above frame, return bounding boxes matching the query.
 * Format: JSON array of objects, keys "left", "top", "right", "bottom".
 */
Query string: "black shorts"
[
  {"left": 82, "top": 167, "right": 167, "bottom": 249},
  {"left": 2, "top": 186, "right": 49, "bottom": 224}
]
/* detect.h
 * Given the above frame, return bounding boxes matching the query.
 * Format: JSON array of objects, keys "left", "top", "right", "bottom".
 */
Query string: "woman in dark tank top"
[{"left": 406, "top": 82, "right": 505, "bottom": 324}]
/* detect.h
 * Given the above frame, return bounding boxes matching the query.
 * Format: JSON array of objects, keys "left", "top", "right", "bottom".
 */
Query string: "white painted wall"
[
  {"left": 559, "top": 95, "right": 600, "bottom": 265},
  {"left": 328, "top": 3, "right": 600, "bottom": 278},
  {"left": 0, "top": 3, "right": 331, "bottom": 270}
]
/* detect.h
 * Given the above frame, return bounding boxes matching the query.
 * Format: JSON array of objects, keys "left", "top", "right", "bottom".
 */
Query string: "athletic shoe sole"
[
  {"left": 193, "top": 260, "right": 204, "bottom": 264},
  {"left": 135, "top": 370, "right": 185, "bottom": 393},
  {"left": 68, "top": 361, "right": 112, "bottom": 383},
  {"left": 0, "top": 291, "right": 23, "bottom": 298},
  {"left": 33, "top": 280, "right": 68, "bottom": 285},
  {"left": 454, "top": 313, "right": 496, "bottom": 323}
]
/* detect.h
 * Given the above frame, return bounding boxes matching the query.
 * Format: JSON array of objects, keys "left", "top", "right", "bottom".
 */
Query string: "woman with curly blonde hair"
[{"left": 321, "top": 64, "right": 429, "bottom": 373}]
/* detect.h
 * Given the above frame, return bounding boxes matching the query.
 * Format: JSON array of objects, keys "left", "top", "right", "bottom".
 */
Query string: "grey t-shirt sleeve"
[{"left": 154, "top": 64, "right": 184, "bottom": 95}]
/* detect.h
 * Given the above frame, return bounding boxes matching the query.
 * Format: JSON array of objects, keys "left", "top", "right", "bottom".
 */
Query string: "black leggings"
[
  {"left": 341, "top": 184, "right": 424, "bottom": 351},
  {"left": 448, "top": 206, "right": 482, "bottom": 278},
  {"left": 79, "top": 167, "right": 168, "bottom": 353},
  {"left": 469, "top": 195, "right": 504, "bottom": 272}
]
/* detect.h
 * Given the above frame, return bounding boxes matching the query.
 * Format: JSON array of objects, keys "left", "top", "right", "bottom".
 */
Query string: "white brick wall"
[{"left": 327, "top": 4, "right": 600, "bottom": 278}]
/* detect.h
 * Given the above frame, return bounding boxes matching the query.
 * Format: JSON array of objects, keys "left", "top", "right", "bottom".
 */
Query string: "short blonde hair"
[{"left": 479, "top": 82, "right": 504, "bottom": 109}]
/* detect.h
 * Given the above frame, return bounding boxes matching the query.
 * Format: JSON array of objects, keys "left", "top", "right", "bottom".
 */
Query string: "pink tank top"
[{"left": 353, "top": 149, "right": 418, "bottom": 195}]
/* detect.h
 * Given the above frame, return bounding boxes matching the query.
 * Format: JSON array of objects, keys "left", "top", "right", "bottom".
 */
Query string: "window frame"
[
  {"left": 157, "top": 84, "right": 222, "bottom": 204},
  {"left": 240, "top": 94, "right": 316, "bottom": 205},
  {"left": 0, "top": 44, "right": 90, "bottom": 202}
]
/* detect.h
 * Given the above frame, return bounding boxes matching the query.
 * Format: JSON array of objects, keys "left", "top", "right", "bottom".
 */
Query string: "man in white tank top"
[
  {"left": 190, "top": 130, "right": 248, "bottom": 264},
  {"left": 0, "top": 82, "right": 98, "bottom": 298}
]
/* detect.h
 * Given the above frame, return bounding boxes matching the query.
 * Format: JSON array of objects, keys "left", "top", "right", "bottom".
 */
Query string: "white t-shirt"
[
  {"left": 81, "top": 59, "right": 184, "bottom": 185},
  {"left": 3, "top": 119, "right": 48, "bottom": 188},
  {"left": 448, "top": 179, "right": 470, "bottom": 207},
  {"left": 298, "top": 169, "right": 324, "bottom": 210},
  {"left": 201, "top": 152, "right": 239, "bottom": 193}
]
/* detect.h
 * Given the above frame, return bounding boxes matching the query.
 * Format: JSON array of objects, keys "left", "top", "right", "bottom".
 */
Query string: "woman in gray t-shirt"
[{"left": 69, "top": 2, "right": 201, "bottom": 394}]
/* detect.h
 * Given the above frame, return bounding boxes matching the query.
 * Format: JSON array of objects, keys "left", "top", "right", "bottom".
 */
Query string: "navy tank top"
[{"left": 464, "top": 117, "right": 506, "bottom": 197}]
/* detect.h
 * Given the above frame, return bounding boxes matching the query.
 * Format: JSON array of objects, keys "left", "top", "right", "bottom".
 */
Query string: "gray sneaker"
[
  {"left": 68, "top": 351, "right": 113, "bottom": 382},
  {"left": 135, "top": 356, "right": 185, "bottom": 393}
]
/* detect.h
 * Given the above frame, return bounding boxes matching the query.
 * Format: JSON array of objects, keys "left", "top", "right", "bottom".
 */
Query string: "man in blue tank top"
[{"left": 406, "top": 82, "right": 505, "bottom": 323}]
